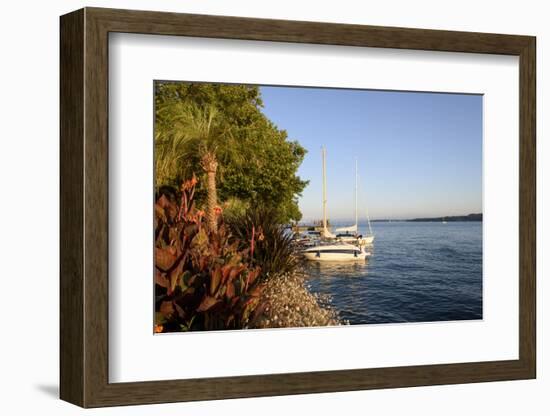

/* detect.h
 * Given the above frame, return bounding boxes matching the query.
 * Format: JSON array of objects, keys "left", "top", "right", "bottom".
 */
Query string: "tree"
[
  {"left": 155, "top": 82, "right": 308, "bottom": 223},
  {"left": 156, "top": 103, "right": 247, "bottom": 232}
]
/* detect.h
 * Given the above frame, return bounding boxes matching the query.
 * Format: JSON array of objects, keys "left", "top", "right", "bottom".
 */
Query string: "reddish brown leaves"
[
  {"left": 155, "top": 269, "right": 169, "bottom": 289},
  {"left": 247, "top": 267, "right": 261, "bottom": 287},
  {"left": 210, "top": 267, "right": 222, "bottom": 295},
  {"left": 156, "top": 194, "right": 178, "bottom": 222},
  {"left": 225, "top": 282, "right": 235, "bottom": 299},
  {"left": 155, "top": 247, "right": 177, "bottom": 271},
  {"left": 154, "top": 176, "right": 265, "bottom": 332},
  {"left": 160, "top": 301, "right": 175, "bottom": 317},
  {"left": 197, "top": 296, "right": 220, "bottom": 312}
]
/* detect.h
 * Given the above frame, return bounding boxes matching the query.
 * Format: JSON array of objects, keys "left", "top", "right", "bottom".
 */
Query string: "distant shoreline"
[
  {"left": 294, "top": 213, "right": 482, "bottom": 228},
  {"left": 372, "top": 213, "right": 482, "bottom": 223}
]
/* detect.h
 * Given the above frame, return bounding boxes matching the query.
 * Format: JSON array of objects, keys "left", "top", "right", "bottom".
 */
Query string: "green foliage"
[
  {"left": 222, "top": 197, "right": 250, "bottom": 219},
  {"left": 155, "top": 82, "right": 308, "bottom": 222},
  {"left": 227, "top": 207, "right": 300, "bottom": 280},
  {"left": 154, "top": 177, "right": 266, "bottom": 332}
]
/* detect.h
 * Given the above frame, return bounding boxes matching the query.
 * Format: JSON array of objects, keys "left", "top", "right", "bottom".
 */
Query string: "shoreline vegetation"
[
  {"left": 154, "top": 176, "right": 345, "bottom": 332},
  {"left": 292, "top": 213, "right": 482, "bottom": 234},
  {"left": 371, "top": 213, "right": 483, "bottom": 222},
  {"left": 154, "top": 82, "right": 342, "bottom": 332},
  {"left": 408, "top": 213, "right": 482, "bottom": 222},
  {"left": 371, "top": 213, "right": 482, "bottom": 222}
]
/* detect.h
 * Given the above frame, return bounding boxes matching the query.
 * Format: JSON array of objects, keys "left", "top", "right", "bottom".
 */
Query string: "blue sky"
[{"left": 259, "top": 86, "right": 482, "bottom": 222}]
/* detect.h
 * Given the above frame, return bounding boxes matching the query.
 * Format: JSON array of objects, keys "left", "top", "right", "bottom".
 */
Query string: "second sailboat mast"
[
  {"left": 355, "top": 158, "right": 359, "bottom": 233},
  {"left": 322, "top": 146, "right": 327, "bottom": 232}
]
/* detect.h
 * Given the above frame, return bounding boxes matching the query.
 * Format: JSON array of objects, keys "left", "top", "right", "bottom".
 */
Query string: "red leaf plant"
[{"left": 154, "top": 176, "right": 265, "bottom": 332}]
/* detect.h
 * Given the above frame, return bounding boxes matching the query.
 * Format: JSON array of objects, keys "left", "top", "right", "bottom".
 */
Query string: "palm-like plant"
[
  {"left": 227, "top": 207, "right": 300, "bottom": 279},
  {"left": 155, "top": 102, "right": 246, "bottom": 232}
]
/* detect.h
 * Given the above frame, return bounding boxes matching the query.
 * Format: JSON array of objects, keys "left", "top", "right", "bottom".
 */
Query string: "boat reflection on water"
[
  {"left": 302, "top": 257, "right": 372, "bottom": 322},
  {"left": 303, "top": 253, "right": 372, "bottom": 281}
]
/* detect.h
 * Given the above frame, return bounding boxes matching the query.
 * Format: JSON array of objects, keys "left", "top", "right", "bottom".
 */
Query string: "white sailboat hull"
[
  {"left": 303, "top": 252, "right": 369, "bottom": 261},
  {"left": 336, "top": 234, "right": 375, "bottom": 245},
  {"left": 361, "top": 235, "right": 375, "bottom": 245},
  {"left": 302, "top": 244, "right": 371, "bottom": 262}
]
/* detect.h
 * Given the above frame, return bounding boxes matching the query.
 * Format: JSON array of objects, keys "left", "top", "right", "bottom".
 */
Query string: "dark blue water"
[{"left": 304, "top": 222, "right": 482, "bottom": 324}]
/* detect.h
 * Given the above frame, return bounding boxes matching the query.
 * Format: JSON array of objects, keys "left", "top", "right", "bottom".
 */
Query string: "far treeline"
[
  {"left": 154, "top": 82, "right": 308, "bottom": 225},
  {"left": 408, "top": 213, "right": 482, "bottom": 222},
  {"left": 372, "top": 213, "right": 482, "bottom": 222}
]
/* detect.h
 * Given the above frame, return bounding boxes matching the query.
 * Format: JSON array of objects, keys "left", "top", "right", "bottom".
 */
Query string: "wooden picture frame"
[{"left": 60, "top": 7, "right": 536, "bottom": 408}]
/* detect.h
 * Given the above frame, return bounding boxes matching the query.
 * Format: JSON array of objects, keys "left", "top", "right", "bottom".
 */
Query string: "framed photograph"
[{"left": 60, "top": 7, "right": 536, "bottom": 408}]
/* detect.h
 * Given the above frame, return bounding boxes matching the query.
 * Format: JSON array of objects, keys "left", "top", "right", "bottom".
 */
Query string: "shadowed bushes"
[{"left": 226, "top": 207, "right": 300, "bottom": 280}]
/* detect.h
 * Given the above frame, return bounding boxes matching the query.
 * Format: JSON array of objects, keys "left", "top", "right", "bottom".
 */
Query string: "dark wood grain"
[
  {"left": 88, "top": 7, "right": 532, "bottom": 54},
  {"left": 518, "top": 38, "right": 536, "bottom": 375},
  {"left": 60, "top": 7, "right": 537, "bottom": 408},
  {"left": 83, "top": 10, "right": 110, "bottom": 406},
  {"left": 59, "top": 8, "right": 84, "bottom": 406}
]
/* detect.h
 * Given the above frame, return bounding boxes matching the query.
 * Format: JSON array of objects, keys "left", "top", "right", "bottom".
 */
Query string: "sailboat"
[
  {"left": 302, "top": 242, "right": 371, "bottom": 261},
  {"left": 303, "top": 147, "right": 371, "bottom": 262},
  {"left": 334, "top": 159, "right": 375, "bottom": 246},
  {"left": 320, "top": 146, "right": 336, "bottom": 239}
]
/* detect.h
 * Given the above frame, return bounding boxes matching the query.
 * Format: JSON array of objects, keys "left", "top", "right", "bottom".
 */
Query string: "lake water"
[{"left": 304, "top": 221, "right": 482, "bottom": 325}]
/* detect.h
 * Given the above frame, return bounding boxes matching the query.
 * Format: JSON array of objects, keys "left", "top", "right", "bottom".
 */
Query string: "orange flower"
[
  {"left": 181, "top": 175, "right": 199, "bottom": 191},
  {"left": 214, "top": 206, "right": 223, "bottom": 215},
  {"left": 196, "top": 210, "right": 205, "bottom": 217},
  {"left": 154, "top": 324, "right": 164, "bottom": 333}
]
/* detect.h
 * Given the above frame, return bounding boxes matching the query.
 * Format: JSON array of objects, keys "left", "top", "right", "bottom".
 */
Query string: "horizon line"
[{"left": 297, "top": 212, "right": 482, "bottom": 224}]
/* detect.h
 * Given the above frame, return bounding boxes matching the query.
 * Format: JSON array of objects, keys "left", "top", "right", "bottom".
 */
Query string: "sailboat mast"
[
  {"left": 322, "top": 146, "right": 327, "bottom": 233},
  {"left": 366, "top": 191, "right": 373, "bottom": 236},
  {"left": 367, "top": 209, "right": 373, "bottom": 235},
  {"left": 355, "top": 159, "right": 358, "bottom": 231}
]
